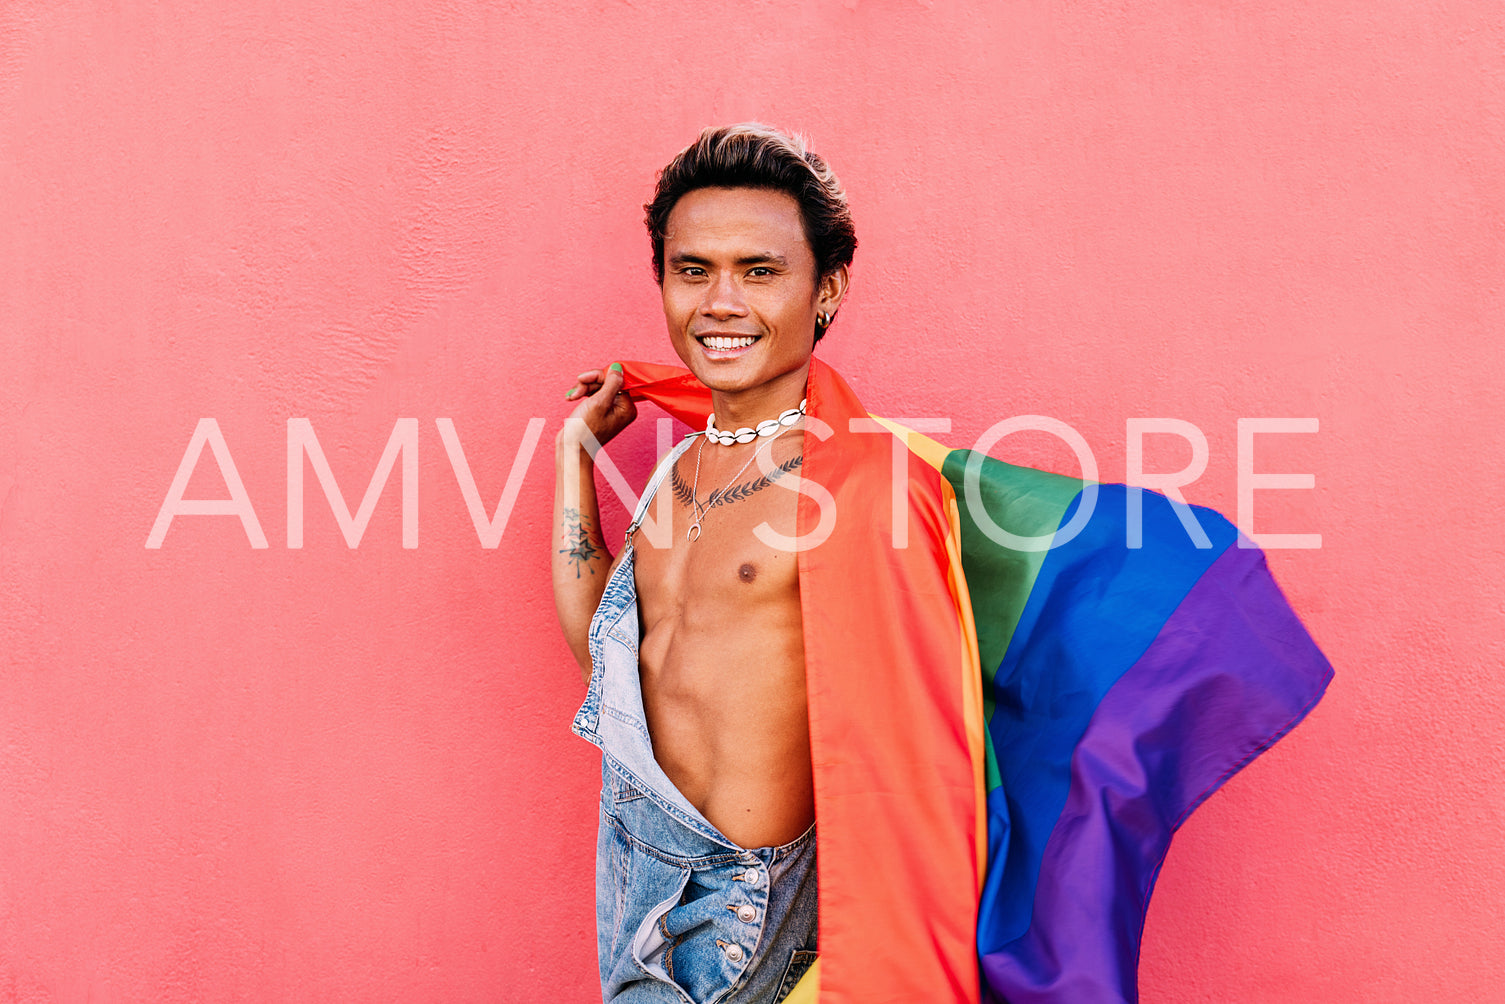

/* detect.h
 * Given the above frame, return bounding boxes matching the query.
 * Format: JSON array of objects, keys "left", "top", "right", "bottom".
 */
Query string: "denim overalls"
[{"left": 572, "top": 435, "right": 819, "bottom": 1004}]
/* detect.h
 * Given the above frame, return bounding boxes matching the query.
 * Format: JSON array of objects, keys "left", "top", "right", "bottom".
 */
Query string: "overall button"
[
  {"left": 742, "top": 868, "right": 761, "bottom": 887},
  {"left": 736, "top": 904, "right": 758, "bottom": 923},
  {"left": 725, "top": 943, "right": 745, "bottom": 963}
]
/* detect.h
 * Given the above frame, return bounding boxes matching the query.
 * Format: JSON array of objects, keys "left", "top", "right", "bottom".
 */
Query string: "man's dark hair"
[{"left": 645, "top": 123, "right": 857, "bottom": 341}]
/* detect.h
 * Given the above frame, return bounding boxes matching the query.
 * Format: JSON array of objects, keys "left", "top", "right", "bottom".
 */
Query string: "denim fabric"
[{"left": 572, "top": 436, "right": 819, "bottom": 1004}]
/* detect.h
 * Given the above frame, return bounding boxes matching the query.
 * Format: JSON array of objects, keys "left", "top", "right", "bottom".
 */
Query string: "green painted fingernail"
[
  {"left": 609, "top": 362, "right": 623, "bottom": 373},
  {"left": 565, "top": 387, "right": 579, "bottom": 400}
]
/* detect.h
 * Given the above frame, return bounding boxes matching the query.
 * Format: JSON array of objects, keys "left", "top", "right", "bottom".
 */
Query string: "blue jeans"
[{"left": 572, "top": 438, "right": 819, "bottom": 1004}]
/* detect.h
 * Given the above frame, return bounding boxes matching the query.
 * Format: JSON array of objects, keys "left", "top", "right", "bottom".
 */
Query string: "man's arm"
[{"left": 552, "top": 363, "right": 636, "bottom": 683}]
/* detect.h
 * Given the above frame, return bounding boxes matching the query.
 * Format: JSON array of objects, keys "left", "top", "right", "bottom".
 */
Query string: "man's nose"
[{"left": 700, "top": 273, "right": 748, "bottom": 319}]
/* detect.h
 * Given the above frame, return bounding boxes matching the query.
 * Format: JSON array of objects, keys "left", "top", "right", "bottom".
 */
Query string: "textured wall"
[{"left": 2, "top": 2, "right": 1501, "bottom": 1001}]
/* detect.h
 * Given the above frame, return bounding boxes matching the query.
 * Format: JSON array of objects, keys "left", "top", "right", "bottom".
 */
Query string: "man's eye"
[
  {"left": 679, "top": 267, "right": 707, "bottom": 277},
  {"left": 748, "top": 267, "right": 774, "bottom": 277}
]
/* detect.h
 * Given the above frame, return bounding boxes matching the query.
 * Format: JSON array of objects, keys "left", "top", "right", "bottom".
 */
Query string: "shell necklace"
[{"left": 704, "top": 398, "right": 807, "bottom": 445}]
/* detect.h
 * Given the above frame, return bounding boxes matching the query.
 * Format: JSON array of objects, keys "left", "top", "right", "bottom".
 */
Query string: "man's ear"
[{"left": 817, "top": 264, "right": 850, "bottom": 315}]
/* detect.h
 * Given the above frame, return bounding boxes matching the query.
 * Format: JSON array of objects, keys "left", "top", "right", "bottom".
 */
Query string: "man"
[
  {"left": 552, "top": 125, "right": 856, "bottom": 1003},
  {"left": 553, "top": 125, "right": 1333, "bottom": 1004}
]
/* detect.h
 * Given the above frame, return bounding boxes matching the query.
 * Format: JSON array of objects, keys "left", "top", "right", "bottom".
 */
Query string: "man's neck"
[{"left": 707, "top": 364, "right": 811, "bottom": 431}]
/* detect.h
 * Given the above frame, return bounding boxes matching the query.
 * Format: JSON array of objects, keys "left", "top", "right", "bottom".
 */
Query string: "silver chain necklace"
[{"left": 685, "top": 422, "right": 797, "bottom": 542}]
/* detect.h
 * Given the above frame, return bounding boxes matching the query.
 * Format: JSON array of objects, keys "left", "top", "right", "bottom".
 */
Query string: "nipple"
[{"left": 738, "top": 563, "right": 757, "bottom": 584}]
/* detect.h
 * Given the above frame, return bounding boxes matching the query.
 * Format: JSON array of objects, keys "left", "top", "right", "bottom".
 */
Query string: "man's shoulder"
[{"left": 836, "top": 415, "right": 956, "bottom": 503}]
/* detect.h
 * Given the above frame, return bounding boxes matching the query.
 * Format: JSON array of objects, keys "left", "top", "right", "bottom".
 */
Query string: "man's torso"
[
  {"left": 626, "top": 429, "right": 812, "bottom": 850},
  {"left": 576, "top": 430, "right": 820, "bottom": 1002}
]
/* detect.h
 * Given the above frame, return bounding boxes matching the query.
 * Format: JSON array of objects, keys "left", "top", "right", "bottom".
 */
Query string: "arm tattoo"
[{"left": 559, "top": 507, "right": 604, "bottom": 578}]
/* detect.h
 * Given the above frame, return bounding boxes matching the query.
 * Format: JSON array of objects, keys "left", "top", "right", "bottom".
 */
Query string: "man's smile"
[{"left": 695, "top": 332, "right": 763, "bottom": 358}]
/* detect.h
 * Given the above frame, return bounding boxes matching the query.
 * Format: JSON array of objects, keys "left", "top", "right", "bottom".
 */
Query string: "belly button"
[{"left": 738, "top": 563, "right": 757, "bottom": 583}]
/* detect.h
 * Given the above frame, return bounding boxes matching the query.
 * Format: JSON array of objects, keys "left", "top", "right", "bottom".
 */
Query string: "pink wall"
[{"left": 3, "top": 2, "right": 1501, "bottom": 1001}]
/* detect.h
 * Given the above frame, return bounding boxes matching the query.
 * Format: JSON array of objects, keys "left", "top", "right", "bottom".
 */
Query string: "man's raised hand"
[{"left": 560, "top": 362, "right": 638, "bottom": 453}]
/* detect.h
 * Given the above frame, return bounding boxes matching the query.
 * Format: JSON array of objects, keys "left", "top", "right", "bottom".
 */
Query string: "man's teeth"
[{"left": 702, "top": 335, "right": 757, "bottom": 351}]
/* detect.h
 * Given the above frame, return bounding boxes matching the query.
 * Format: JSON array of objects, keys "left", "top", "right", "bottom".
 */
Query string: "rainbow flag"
[{"left": 620, "top": 358, "right": 1332, "bottom": 1003}]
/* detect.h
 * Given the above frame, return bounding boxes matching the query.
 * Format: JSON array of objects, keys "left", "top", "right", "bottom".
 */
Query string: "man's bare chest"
[{"left": 632, "top": 437, "right": 804, "bottom": 624}]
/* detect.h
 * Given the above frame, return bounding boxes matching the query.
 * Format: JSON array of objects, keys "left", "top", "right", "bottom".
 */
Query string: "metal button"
[
  {"left": 736, "top": 904, "right": 758, "bottom": 923},
  {"left": 725, "top": 943, "right": 745, "bottom": 963},
  {"left": 742, "top": 868, "right": 761, "bottom": 886}
]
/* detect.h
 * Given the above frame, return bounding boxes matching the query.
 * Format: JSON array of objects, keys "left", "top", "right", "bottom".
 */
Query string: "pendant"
[{"left": 686, "top": 520, "right": 702, "bottom": 542}]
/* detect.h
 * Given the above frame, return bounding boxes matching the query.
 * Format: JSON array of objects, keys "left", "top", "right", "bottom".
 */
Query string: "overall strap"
[{"left": 625, "top": 433, "right": 701, "bottom": 545}]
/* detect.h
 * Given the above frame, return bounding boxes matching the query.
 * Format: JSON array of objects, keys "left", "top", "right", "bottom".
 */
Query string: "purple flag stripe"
[{"left": 981, "top": 544, "right": 1333, "bottom": 1004}]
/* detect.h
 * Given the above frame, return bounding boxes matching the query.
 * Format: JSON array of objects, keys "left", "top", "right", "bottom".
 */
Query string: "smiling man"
[
  {"left": 552, "top": 125, "right": 852, "bottom": 1003},
  {"left": 550, "top": 124, "right": 1335, "bottom": 1004}
]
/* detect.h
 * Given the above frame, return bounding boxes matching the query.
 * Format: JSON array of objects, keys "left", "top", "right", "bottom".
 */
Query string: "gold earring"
[{"left": 816, "top": 311, "right": 832, "bottom": 329}]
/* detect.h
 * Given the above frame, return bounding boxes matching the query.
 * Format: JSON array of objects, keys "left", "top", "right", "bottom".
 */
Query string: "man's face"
[{"left": 660, "top": 186, "right": 843, "bottom": 401}]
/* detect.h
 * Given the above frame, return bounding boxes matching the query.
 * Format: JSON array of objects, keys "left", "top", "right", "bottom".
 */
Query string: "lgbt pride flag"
[{"left": 619, "top": 358, "right": 1333, "bottom": 1004}]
